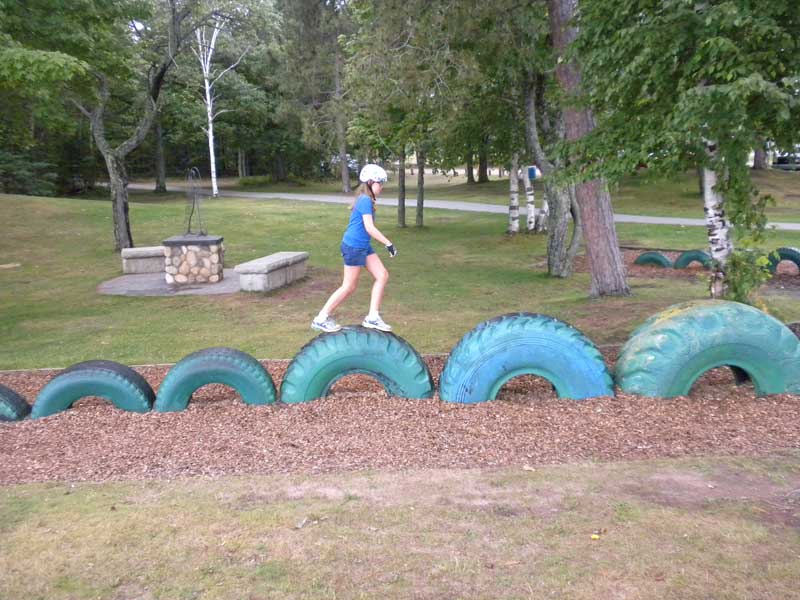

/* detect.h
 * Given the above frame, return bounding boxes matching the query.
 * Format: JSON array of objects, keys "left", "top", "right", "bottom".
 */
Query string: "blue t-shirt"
[{"left": 342, "top": 194, "right": 374, "bottom": 248}]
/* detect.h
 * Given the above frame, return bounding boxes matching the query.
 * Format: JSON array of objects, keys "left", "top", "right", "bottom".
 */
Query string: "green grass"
[
  {"left": 3, "top": 191, "right": 800, "bottom": 369},
  {"left": 2, "top": 454, "right": 799, "bottom": 599}
]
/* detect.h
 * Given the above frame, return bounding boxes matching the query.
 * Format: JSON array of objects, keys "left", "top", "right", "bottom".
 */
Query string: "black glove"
[{"left": 385, "top": 243, "right": 397, "bottom": 258}]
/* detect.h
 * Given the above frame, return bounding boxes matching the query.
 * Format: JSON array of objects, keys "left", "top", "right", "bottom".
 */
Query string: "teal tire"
[
  {"left": 768, "top": 247, "right": 800, "bottom": 274},
  {"left": 280, "top": 327, "right": 434, "bottom": 403},
  {"left": 633, "top": 251, "right": 672, "bottom": 268},
  {"left": 155, "top": 347, "right": 276, "bottom": 412},
  {"left": 0, "top": 383, "right": 31, "bottom": 422},
  {"left": 439, "top": 313, "right": 614, "bottom": 403},
  {"left": 673, "top": 250, "right": 711, "bottom": 269},
  {"left": 615, "top": 300, "right": 800, "bottom": 397},
  {"left": 32, "top": 360, "right": 155, "bottom": 419}
]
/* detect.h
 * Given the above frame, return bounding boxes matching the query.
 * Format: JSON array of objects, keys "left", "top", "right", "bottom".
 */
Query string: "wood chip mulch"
[{"left": 2, "top": 350, "right": 799, "bottom": 485}]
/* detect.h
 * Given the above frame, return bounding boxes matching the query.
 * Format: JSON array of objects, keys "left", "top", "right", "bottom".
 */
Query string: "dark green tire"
[
  {"left": 673, "top": 250, "right": 711, "bottom": 269},
  {"left": 31, "top": 360, "right": 155, "bottom": 419},
  {"left": 633, "top": 251, "right": 672, "bottom": 268},
  {"left": 155, "top": 347, "right": 276, "bottom": 412},
  {"left": 768, "top": 247, "right": 800, "bottom": 273},
  {"left": 0, "top": 383, "right": 31, "bottom": 422},
  {"left": 280, "top": 327, "right": 434, "bottom": 403},
  {"left": 615, "top": 300, "right": 800, "bottom": 397},
  {"left": 439, "top": 313, "right": 614, "bottom": 403}
]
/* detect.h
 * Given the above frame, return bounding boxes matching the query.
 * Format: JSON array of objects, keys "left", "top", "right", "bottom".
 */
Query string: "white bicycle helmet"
[{"left": 359, "top": 164, "right": 388, "bottom": 183}]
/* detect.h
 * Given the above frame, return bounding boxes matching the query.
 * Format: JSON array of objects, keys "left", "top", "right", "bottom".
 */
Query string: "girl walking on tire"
[{"left": 311, "top": 164, "right": 398, "bottom": 333}]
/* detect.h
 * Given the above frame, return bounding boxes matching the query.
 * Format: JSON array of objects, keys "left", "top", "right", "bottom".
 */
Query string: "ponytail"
[{"left": 350, "top": 182, "right": 377, "bottom": 212}]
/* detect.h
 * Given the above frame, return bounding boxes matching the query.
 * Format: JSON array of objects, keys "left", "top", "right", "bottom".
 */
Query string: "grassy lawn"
[
  {"left": 2, "top": 454, "right": 798, "bottom": 599},
  {"left": 3, "top": 191, "right": 800, "bottom": 370},
  {"left": 223, "top": 169, "right": 800, "bottom": 222}
]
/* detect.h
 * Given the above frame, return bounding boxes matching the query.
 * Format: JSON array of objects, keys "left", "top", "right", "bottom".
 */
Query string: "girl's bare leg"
[
  {"left": 365, "top": 253, "right": 389, "bottom": 315},
  {"left": 319, "top": 265, "right": 361, "bottom": 316}
]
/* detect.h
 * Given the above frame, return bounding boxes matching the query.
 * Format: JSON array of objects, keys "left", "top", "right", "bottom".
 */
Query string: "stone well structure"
[{"left": 162, "top": 234, "right": 224, "bottom": 286}]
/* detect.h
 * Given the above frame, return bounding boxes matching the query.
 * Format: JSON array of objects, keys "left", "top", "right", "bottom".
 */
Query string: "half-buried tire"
[
  {"left": 280, "top": 327, "right": 434, "bottom": 403},
  {"left": 0, "top": 383, "right": 31, "bottom": 422},
  {"left": 673, "top": 249, "right": 711, "bottom": 269},
  {"left": 31, "top": 360, "right": 155, "bottom": 419},
  {"left": 439, "top": 313, "right": 614, "bottom": 403},
  {"left": 155, "top": 347, "right": 276, "bottom": 412},
  {"left": 768, "top": 247, "right": 800, "bottom": 274},
  {"left": 615, "top": 300, "right": 800, "bottom": 397},
  {"left": 633, "top": 251, "right": 672, "bottom": 268}
]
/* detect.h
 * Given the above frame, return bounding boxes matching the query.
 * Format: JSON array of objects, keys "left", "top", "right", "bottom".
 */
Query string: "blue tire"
[
  {"left": 280, "top": 328, "right": 434, "bottom": 403},
  {"left": 633, "top": 252, "right": 672, "bottom": 268},
  {"left": 32, "top": 360, "right": 155, "bottom": 419},
  {"left": 0, "top": 383, "right": 31, "bottom": 422},
  {"left": 439, "top": 313, "right": 614, "bottom": 403},
  {"left": 768, "top": 247, "right": 800, "bottom": 274},
  {"left": 673, "top": 250, "right": 711, "bottom": 269},
  {"left": 155, "top": 347, "right": 276, "bottom": 412},
  {"left": 615, "top": 301, "right": 800, "bottom": 397}
]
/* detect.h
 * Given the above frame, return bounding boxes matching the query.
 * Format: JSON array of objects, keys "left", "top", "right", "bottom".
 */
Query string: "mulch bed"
[{"left": 2, "top": 350, "right": 799, "bottom": 485}]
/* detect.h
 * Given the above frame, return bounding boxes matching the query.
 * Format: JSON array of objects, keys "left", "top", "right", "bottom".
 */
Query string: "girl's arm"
[{"left": 362, "top": 214, "right": 391, "bottom": 246}]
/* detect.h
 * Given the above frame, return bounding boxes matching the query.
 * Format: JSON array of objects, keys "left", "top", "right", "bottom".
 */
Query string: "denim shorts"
[{"left": 341, "top": 242, "right": 374, "bottom": 267}]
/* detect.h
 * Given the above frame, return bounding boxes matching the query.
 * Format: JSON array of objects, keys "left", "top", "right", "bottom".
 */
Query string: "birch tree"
[
  {"left": 574, "top": 0, "right": 800, "bottom": 300},
  {"left": 507, "top": 152, "right": 520, "bottom": 234},
  {"left": 192, "top": 13, "right": 248, "bottom": 197}
]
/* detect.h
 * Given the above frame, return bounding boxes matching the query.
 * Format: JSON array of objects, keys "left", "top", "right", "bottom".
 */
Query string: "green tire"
[
  {"left": 768, "top": 247, "right": 800, "bottom": 274},
  {"left": 439, "top": 313, "right": 614, "bottom": 402},
  {"left": 32, "top": 361, "right": 155, "bottom": 419},
  {"left": 615, "top": 300, "right": 800, "bottom": 397},
  {"left": 280, "top": 327, "right": 434, "bottom": 403},
  {"left": 633, "top": 251, "right": 672, "bottom": 268},
  {"left": 0, "top": 383, "right": 31, "bottom": 422},
  {"left": 155, "top": 347, "right": 276, "bottom": 412},
  {"left": 673, "top": 250, "right": 711, "bottom": 269}
]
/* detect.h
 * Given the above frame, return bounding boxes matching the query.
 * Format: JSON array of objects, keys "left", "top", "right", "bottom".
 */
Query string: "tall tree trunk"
[
  {"left": 200, "top": 65, "right": 219, "bottom": 197},
  {"left": 334, "top": 49, "right": 351, "bottom": 193},
  {"left": 534, "top": 174, "right": 549, "bottom": 232},
  {"left": 523, "top": 73, "right": 575, "bottom": 274},
  {"left": 237, "top": 148, "right": 248, "bottom": 178},
  {"left": 154, "top": 112, "right": 167, "bottom": 193},
  {"left": 87, "top": 117, "right": 97, "bottom": 190},
  {"left": 549, "top": 0, "right": 629, "bottom": 297},
  {"left": 522, "top": 166, "right": 536, "bottom": 232},
  {"left": 753, "top": 145, "right": 768, "bottom": 170},
  {"left": 416, "top": 149, "right": 425, "bottom": 227},
  {"left": 508, "top": 152, "right": 520, "bottom": 234},
  {"left": 398, "top": 145, "right": 406, "bottom": 227},
  {"left": 703, "top": 162, "right": 733, "bottom": 298},
  {"left": 546, "top": 183, "right": 582, "bottom": 278},
  {"left": 273, "top": 155, "right": 287, "bottom": 181},
  {"left": 697, "top": 166, "right": 704, "bottom": 196},
  {"left": 478, "top": 142, "right": 489, "bottom": 183},
  {"left": 104, "top": 153, "right": 134, "bottom": 249},
  {"left": 466, "top": 151, "right": 476, "bottom": 184}
]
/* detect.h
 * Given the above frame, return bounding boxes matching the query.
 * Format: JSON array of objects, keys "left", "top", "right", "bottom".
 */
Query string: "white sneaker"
[
  {"left": 311, "top": 315, "right": 342, "bottom": 333},
  {"left": 362, "top": 315, "right": 392, "bottom": 332}
]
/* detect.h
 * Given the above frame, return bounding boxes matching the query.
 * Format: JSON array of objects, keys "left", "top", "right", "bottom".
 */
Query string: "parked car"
[{"left": 773, "top": 153, "right": 800, "bottom": 171}]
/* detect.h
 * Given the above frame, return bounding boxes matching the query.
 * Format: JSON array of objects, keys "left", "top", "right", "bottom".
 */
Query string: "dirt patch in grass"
[{"left": 2, "top": 352, "right": 800, "bottom": 485}]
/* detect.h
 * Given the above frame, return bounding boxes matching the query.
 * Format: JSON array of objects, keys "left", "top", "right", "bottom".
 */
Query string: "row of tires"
[
  {"left": 2, "top": 300, "right": 800, "bottom": 422},
  {"left": 634, "top": 247, "right": 800, "bottom": 272}
]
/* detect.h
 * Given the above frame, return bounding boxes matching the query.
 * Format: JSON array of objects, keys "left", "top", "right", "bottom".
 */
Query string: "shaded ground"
[{"left": 2, "top": 351, "right": 799, "bottom": 485}]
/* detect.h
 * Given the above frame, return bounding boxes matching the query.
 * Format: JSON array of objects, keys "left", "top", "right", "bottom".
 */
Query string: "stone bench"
[
  {"left": 121, "top": 246, "right": 166, "bottom": 274},
  {"left": 234, "top": 251, "right": 309, "bottom": 292}
]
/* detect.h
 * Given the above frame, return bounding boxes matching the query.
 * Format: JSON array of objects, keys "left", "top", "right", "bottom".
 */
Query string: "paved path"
[{"left": 128, "top": 183, "right": 800, "bottom": 231}]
